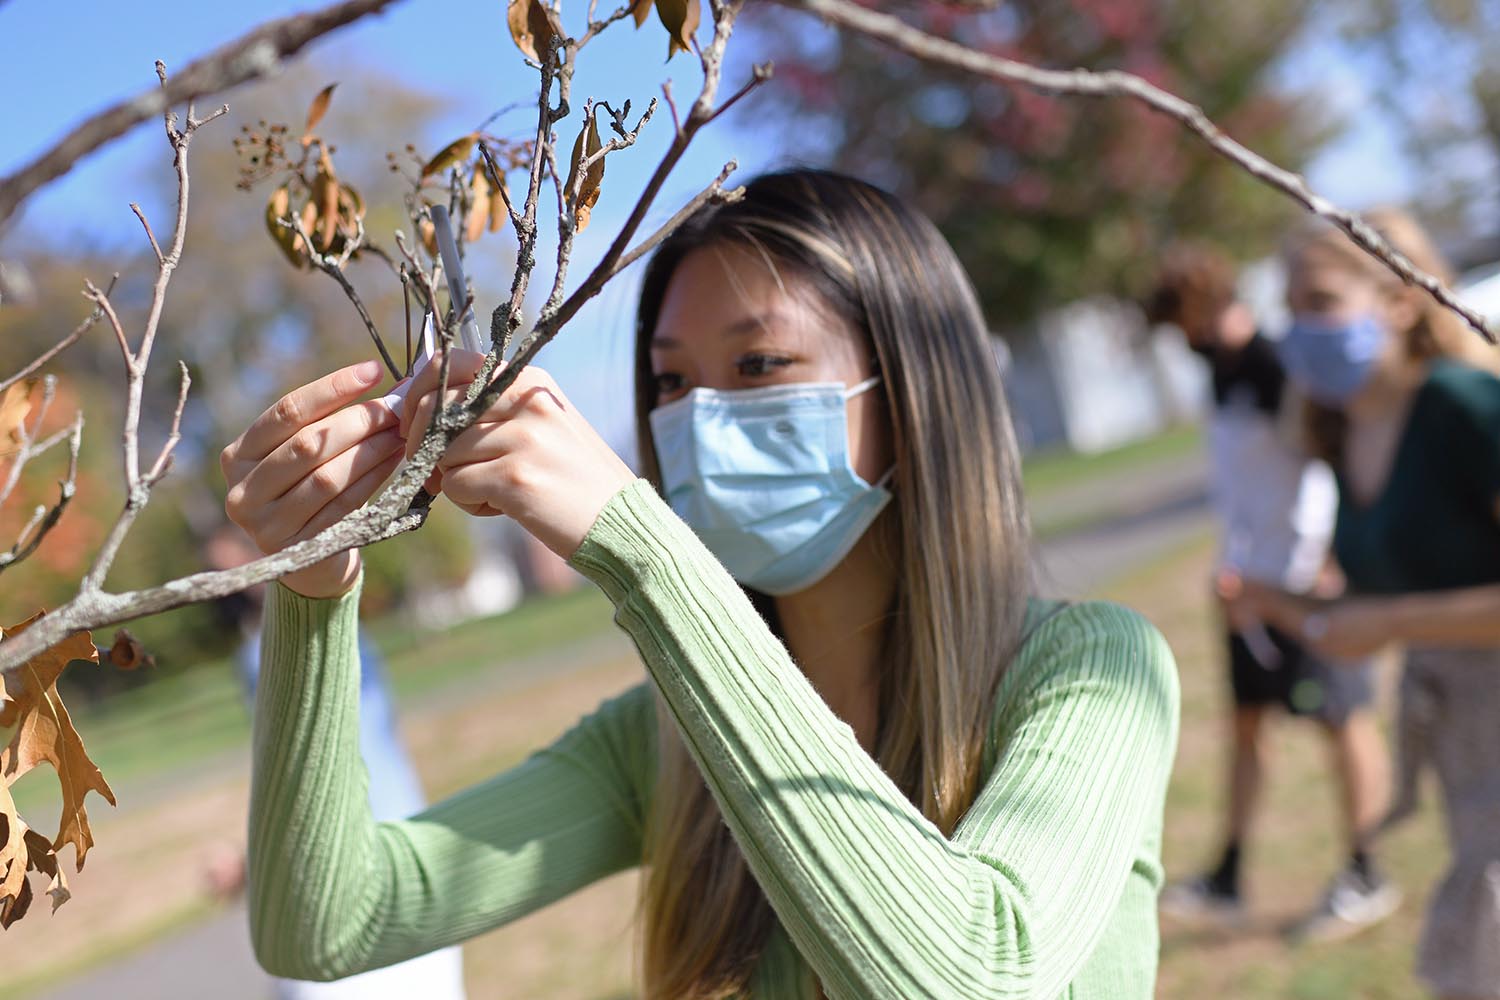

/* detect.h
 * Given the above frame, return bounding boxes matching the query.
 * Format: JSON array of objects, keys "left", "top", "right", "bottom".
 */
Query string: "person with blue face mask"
[
  {"left": 1230, "top": 209, "right": 1500, "bottom": 1000},
  {"left": 222, "top": 169, "right": 1180, "bottom": 999}
]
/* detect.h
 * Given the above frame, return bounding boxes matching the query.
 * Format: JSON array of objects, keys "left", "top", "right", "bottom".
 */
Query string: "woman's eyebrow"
[{"left": 651, "top": 313, "right": 791, "bottom": 349}]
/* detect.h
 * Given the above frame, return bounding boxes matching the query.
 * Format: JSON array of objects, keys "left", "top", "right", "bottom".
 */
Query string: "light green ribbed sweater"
[{"left": 248, "top": 480, "right": 1179, "bottom": 998}]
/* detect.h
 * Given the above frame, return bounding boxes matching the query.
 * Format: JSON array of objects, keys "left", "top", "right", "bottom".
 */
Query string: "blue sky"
[{"left": 0, "top": 0, "right": 1428, "bottom": 449}]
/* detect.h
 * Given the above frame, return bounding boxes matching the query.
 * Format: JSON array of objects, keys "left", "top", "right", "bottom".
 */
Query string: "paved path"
[{"left": 32, "top": 452, "right": 1210, "bottom": 1000}]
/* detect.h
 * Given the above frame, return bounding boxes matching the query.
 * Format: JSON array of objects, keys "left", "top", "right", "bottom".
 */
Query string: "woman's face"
[
  {"left": 649, "top": 243, "right": 895, "bottom": 485},
  {"left": 1285, "top": 251, "right": 1422, "bottom": 389}
]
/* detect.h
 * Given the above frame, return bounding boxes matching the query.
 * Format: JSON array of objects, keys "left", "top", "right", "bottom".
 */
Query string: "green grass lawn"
[{"left": 1022, "top": 422, "right": 1202, "bottom": 499}]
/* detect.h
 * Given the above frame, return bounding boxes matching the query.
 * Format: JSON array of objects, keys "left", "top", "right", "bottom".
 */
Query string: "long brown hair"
[
  {"left": 631, "top": 169, "right": 1033, "bottom": 997},
  {"left": 1284, "top": 208, "right": 1500, "bottom": 465}
]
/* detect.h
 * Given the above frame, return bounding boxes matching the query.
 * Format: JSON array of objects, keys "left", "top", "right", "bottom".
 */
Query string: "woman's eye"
[
  {"left": 653, "top": 372, "right": 686, "bottom": 397},
  {"left": 736, "top": 354, "right": 793, "bottom": 378}
]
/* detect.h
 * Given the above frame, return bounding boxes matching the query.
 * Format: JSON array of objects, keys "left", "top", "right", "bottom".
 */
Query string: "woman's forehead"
[{"left": 653, "top": 244, "right": 856, "bottom": 350}]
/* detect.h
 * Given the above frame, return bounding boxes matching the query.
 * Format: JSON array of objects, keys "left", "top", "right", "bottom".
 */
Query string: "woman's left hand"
[
  {"left": 399, "top": 350, "right": 637, "bottom": 559},
  {"left": 1230, "top": 577, "right": 1396, "bottom": 661}
]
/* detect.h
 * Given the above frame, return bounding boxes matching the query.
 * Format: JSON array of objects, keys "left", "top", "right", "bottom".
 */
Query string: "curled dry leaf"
[
  {"left": 264, "top": 186, "right": 308, "bottom": 270},
  {"left": 0, "top": 614, "right": 111, "bottom": 927},
  {"left": 421, "top": 134, "right": 479, "bottom": 180},
  {"left": 315, "top": 150, "right": 340, "bottom": 251},
  {"left": 106, "top": 629, "right": 154, "bottom": 672},
  {"left": 302, "top": 83, "right": 338, "bottom": 145},
  {"left": 0, "top": 380, "right": 34, "bottom": 459},
  {"left": 655, "top": 0, "right": 701, "bottom": 59},
  {"left": 506, "top": 0, "right": 562, "bottom": 63},
  {"left": 418, "top": 217, "right": 439, "bottom": 258},
  {"left": 464, "top": 170, "right": 492, "bottom": 244},
  {"left": 564, "top": 113, "right": 605, "bottom": 233},
  {"left": 630, "top": 0, "right": 653, "bottom": 27}
]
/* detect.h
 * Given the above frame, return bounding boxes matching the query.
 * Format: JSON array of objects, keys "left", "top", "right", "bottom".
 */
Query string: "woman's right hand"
[{"left": 221, "top": 360, "right": 405, "bottom": 599}]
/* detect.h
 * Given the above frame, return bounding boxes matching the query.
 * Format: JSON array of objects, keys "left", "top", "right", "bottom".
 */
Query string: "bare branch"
[
  {"left": 0, "top": 375, "right": 58, "bottom": 506},
  {"left": 0, "top": 272, "right": 118, "bottom": 394},
  {"left": 0, "top": 0, "right": 752, "bottom": 669},
  {"left": 284, "top": 212, "right": 404, "bottom": 380},
  {"left": 145, "top": 362, "right": 191, "bottom": 486},
  {"left": 615, "top": 161, "right": 742, "bottom": 278},
  {"left": 130, "top": 204, "right": 164, "bottom": 265},
  {"left": 0, "top": 0, "right": 405, "bottom": 225},
  {"left": 0, "top": 411, "right": 82, "bottom": 576},
  {"left": 773, "top": 0, "right": 1498, "bottom": 344},
  {"left": 82, "top": 67, "right": 216, "bottom": 593},
  {"left": 83, "top": 280, "right": 132, "bottom": 367}
]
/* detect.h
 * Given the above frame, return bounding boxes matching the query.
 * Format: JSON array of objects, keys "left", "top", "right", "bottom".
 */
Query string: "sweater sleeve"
[
  {"left": 569, "top": 480, "right": 1180, "bottom": 999},
  {"left": 247, "top": 575, "right": 655, "bottom": 981}
]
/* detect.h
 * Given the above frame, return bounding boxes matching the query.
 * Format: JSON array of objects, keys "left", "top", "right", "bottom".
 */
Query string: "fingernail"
[{"left": 353, "top": 360, "right": 382, "bottom": 384}]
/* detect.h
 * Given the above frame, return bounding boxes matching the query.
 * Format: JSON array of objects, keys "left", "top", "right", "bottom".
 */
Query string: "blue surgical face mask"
[
  {"left": 648, "top": 375, "right": 893, "bottom": 596},
  {"left": 1276, "top": 313, "right": 1386, "bottom": 405}
]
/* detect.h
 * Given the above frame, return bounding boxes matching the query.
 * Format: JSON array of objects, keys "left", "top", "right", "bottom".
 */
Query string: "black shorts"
[{"left": 1227, "top": 625, "right": 1375, "bottom": 726}]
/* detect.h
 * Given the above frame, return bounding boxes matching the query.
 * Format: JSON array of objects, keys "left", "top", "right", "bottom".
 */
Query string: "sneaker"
[
  {"left": 1160, "top": 875, "right": 1249, "bottom": 929},
  {"left": 1287, "top": 869, "right": 1402, "bottom": 944}
]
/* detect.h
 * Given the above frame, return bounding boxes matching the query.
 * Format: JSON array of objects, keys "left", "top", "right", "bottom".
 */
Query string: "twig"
[
  {"left": 0, "top": 0, "right": 752, "bottom": 670},
  {"left": 0, "top": 411, "right": 82, "bottom": 576},
  {"left": 283, "top": 212, "right": 403, "bottom": 380},
  {"left": 0, "top": 0, "right": 405, "bottom": 225},
  {"left": 773, "top": 0, "right": 1498, "bottom": 344},
  {"left": 145, "top": 362, "right": 191, "bottom": 486},
  {"left": 0, "top": 375, "right": 58, "bottom": 506},
  {"left": 131, "top": 204, "right": 164, "bottom": 265},
  {"left": 0, "top": 272, "right": 118, "bottom": 394},
  {"left": 82, "top": 64, "right": 213, "bottom": 593},
  {"left": 614, "top": 161, "right": 742, "bottom": 278}
]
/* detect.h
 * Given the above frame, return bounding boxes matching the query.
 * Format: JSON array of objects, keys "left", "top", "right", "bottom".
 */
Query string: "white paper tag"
[{"left": 379, "top": 313, "right": 437, "bottom": 418}]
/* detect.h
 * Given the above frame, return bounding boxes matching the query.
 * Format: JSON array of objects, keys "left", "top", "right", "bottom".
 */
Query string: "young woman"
[
  {"left": 220, "top": 169, "right": 1179, "bottom": 999},
  {"left": 1233, "top": 209, "right": 1500, "bottom": 1000}
]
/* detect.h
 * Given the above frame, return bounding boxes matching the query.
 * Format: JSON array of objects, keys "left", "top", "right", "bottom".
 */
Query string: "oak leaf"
[{"left": 0, "top": 615, "right": 115, "bottom": 873}]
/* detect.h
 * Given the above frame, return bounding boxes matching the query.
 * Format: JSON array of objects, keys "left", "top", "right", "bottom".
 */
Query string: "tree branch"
[
  {"left": 773, "top": 0, "right": 1499, "bottom": 344},
  {"left": 0, "top": 274, "right": 119, "bottom": 395},
  {"left": 0, "top": 0, "right": 405, "bottom": 226},
  {"left": 0, "top": 411, "right": 82, "bottom": 576}
]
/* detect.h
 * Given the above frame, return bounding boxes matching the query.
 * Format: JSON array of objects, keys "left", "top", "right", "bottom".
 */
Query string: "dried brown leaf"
[
  {"left": 421, "top": 134, "right": 479, "bottom": 179},
  {"left": 563, "top": 113, "right": 605, "bottom": 233},
  {"left": 507, "top": 0, "right": 561, "bottom": 63},
  {"left": 631, "top": 0, "right": 653, "bottom": 27},
  {"left": 0, "top": 614, "right": 115, "bottom": 871},
  {"left": 464, "top": 170, "right": 491, "bottom": 244},
  {"left": 655, "top": 0, "right": 701, "bottom": 59},
  {"left": 107, "top": 629, "right": 153, "bottom": 672},
  {"left": 418, "top": 217, "right": 438, "bottom": 258},
  {"left": 302, "top": 83, "right": 338, "bottom": 145},
  {"left": 264, "top": 186, "right": 307, "bottom": 270},
  {"left": 0, "top": 381, "right": 34, "bottom": 459},
  {"left": 314, "top": 149, "right": 341, "bottom": 251}
]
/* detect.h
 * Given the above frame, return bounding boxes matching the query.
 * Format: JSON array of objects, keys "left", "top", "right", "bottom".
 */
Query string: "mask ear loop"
[{"left": 844, "top": 374, "right": 883, "bottom": 399}]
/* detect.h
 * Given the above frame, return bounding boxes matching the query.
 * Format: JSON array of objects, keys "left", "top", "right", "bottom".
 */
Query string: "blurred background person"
[
  {"left": 1238, "top": 209, "right": 1500, "bottom": 1000},
  {"left": 1147, "top": 244, "right": 1399, "bottom": 941},
  {"left": 203, "top": 525, "right": 467, "bottom": 1000}
]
